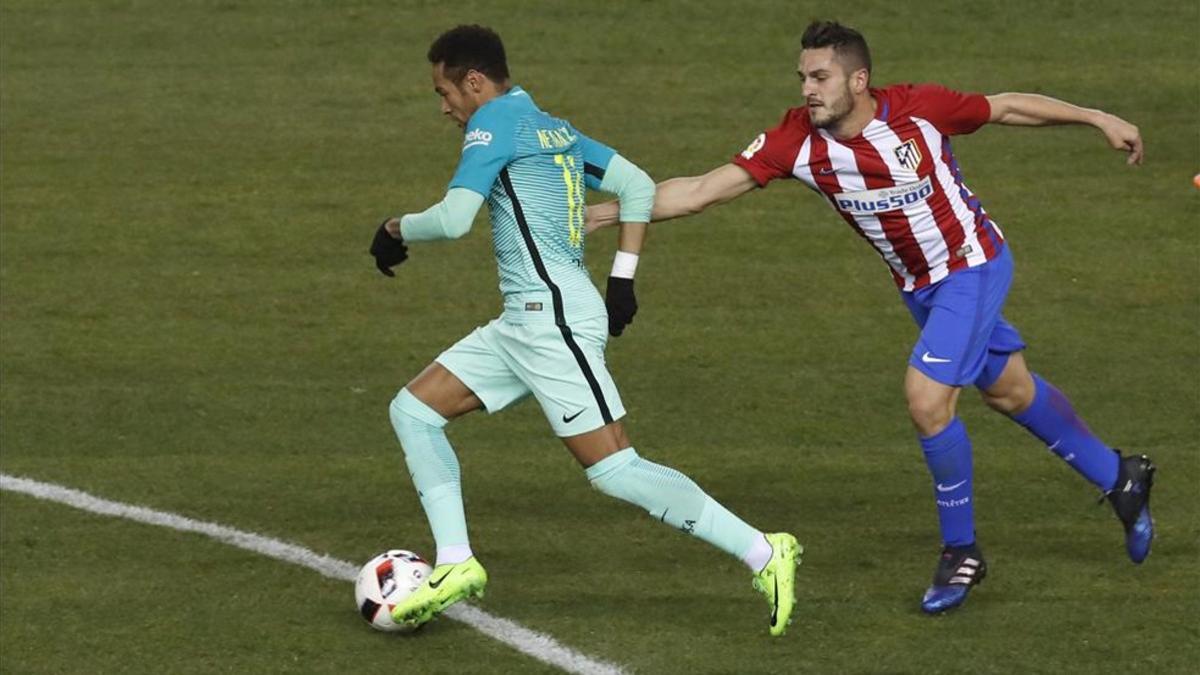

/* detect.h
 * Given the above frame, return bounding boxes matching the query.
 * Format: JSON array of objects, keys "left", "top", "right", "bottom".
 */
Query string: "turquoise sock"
[
  {"left": 586, "top": 447, "right": 762, "bottom": 564},
  {"left": 389, "top": 388, "right": 469, "bottom": 552}
]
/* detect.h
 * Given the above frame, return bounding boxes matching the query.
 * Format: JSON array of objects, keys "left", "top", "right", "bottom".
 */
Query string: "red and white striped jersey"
[{"left": 732, "top": 83, "right": 1005, "bottom": 291}]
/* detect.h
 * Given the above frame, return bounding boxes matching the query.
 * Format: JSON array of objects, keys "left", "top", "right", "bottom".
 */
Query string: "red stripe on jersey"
[
  {"left": 810, "top": 132, "right": 904, "bottom": 286},
  {"left": 895, "top": 121, "right": 971, "bottom": 275},
  {"left": 847, "top": 136, "right": 932, "bottom": 288}
]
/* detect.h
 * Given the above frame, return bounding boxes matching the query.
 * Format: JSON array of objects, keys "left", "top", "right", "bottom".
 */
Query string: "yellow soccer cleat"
[
  {"left": 752, "top": 533, "right": 803, "bottom": 636},
  {"left": 390, "top": 557, "right": 488, "bottom": 627}
]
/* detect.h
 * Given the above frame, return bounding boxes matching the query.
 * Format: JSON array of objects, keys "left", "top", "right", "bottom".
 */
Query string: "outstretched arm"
[
  {"left": 985, "top": 92, "right": 1143, "bottom": 165},
  {"left": 587, "top": 163, "right": 758, "bottom": 233}
]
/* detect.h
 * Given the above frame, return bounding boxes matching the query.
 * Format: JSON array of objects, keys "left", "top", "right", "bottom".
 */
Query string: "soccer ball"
[{"left": 354, "top": 549, "right": 432, "bottom": 632}]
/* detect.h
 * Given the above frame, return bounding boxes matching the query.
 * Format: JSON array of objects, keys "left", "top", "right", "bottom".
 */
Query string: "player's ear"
[
  {"left": 465, "top": 70, "right": 483, "bottom": 93},
  {"left": 851, "top": 68, "right": 870, "bottom": 94}
]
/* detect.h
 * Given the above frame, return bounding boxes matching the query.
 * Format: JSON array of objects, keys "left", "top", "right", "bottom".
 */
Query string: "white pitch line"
[{"left": 0, "top": 473, "right": 626, "bottom": 675}]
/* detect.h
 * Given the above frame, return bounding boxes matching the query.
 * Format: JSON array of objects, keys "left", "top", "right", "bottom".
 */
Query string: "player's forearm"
[
  {"left": 617, "top": 222, "right": 646, "bottom": 255},
  {"left": 650, "top": 176, "right": 710, "bottom": 221},
  {"left": 398, "top": 188, "right": 485, "bottom": 242},
  {"left": 588, "top": 192, "right": 684, "bottom": 230},
  {"left": 986, "top": 92, "right": 1103, "bottom": 127},
  {"left": 587, "top": 163, "right": 751, "bottom": 231}
]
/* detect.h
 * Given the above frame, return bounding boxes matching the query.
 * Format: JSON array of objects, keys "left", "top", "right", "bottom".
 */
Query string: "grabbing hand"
[
  {"left": 605, "top": 276, "right": 638, "bottom": 337},
  {"left": 1097, "top": 113, "right": 1144, "bottom": 166},
  {"left": 369, "top": 218, "right": 408, "bottom": 277},
  {"left": 585, "top": 202, "right": 620, "bottom": 235}
]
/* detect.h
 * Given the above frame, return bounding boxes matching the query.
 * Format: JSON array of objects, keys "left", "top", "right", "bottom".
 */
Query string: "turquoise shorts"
[{"left": 435, "top": 314, "right": 626, "bottom": 437}]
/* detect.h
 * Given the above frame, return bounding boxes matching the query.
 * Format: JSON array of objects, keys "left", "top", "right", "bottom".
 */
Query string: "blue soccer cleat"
[
  {"left": 1104, "top": 452, "right": 1155, "bottom": 564},
  {"left": 921, "top": 543, "right": 987, "bottom": 614}
]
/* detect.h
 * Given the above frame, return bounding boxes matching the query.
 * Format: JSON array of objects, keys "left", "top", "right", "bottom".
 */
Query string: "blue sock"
[
  {"left": 1011, "top": 375, "right": 1119, "bottom": 490},
  {"left": 920, "top": 418, "right": 975, "bottom": 547}
]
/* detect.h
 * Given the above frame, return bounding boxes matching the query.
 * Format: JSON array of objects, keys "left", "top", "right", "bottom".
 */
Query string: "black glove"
[
  {"left": 605, "top": 276, "right": 637, "bottom": 336},
  {"left": 369, "top": 219, "right": 408, "bottom": 277}
]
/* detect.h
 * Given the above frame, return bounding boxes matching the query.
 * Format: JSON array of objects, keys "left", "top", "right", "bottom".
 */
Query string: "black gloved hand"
[
  {"left": 605, "top": 276, "right": 637, "bottom": 336},
  {"left": 369, "top": 219, "right": 408, "bottom": 277}
]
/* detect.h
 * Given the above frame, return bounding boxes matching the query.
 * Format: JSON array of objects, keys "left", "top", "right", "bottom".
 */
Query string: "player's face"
[
  {"left": 431, "top": 63, "right": 478, "bottom": 129},
  {"left": 798, "top": 48, "right": 859, "bottom": 129}
]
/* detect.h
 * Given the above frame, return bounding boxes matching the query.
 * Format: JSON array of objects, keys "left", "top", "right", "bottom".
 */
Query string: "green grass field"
[{"left": 2, "top": 1, "right": 1198, "bottom": 672}]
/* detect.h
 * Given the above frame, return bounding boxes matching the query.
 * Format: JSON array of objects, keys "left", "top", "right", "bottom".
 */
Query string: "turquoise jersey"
[{"left": 448, "top": 87, "right": 616, "bottom": 326}]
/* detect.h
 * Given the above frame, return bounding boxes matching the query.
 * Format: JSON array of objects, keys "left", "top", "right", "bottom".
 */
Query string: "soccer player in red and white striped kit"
[{"left": 588, "top": 20, "right": 1154, "bottom": 613}]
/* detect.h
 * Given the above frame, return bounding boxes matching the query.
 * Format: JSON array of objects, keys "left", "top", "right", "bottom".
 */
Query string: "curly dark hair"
[{"left": 427, "top": 24, "right": 510, "bottom": 84}]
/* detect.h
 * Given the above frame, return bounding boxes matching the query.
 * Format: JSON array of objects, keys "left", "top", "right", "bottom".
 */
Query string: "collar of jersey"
[{"left": 468, "top": 85, "right": 532, "bottom": 127}]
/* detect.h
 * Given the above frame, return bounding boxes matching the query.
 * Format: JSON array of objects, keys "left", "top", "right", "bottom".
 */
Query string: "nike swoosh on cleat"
[
  {"left": 936, "top": 479, "right": 968, "bottom": 492},
  {"left": 562, "top": 409, "right": 586, "bottom": 423},
  {"left": 427, "top": 569, "right": 453, "bottom": 589},
  {"left": 770, "top": 576, "right": 779, "bottom": 626}
]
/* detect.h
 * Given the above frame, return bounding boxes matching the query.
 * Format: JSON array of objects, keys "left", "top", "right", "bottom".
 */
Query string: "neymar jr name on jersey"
[{"left": 536, "top": 126, "right": 577, "bottom": 150}]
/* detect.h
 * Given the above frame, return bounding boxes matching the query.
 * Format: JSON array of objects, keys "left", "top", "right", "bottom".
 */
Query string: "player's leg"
[
  {"left": 391, "top": 362, "right": 482, "bottom": 567},
  {"left": 978, "top": 350, "right": 1118, "bottom": 489},
  {"left": 906, "top": 367, "right": 987, "bottom": 614},
  {"left": 564, "top": 420, "right": 802, "bottom": 636},
  {"left": 388, "top": 322, "right": 532, "bottom": 626},
  {"left": 564, "top": 422, "right": 777, "bottom": 574},
  {"left": 902, "top": 251, "right": 1019, "bottom": 613},
  {"left": 501, "top": 315, "right": 800, "bottom": 634},
  {"left": 905, "top": 367, "right": 973, "bottom": 545},
  {"left": 976, "top": 347, "right": 1154, "bottom": 562}
]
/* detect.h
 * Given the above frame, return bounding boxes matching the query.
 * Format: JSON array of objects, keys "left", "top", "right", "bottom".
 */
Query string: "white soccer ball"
[{"left": 354, "top": 549, "right": 432, "bottom": 632}]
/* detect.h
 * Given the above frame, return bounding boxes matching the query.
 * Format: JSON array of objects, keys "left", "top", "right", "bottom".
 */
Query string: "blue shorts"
[{"left": 903, "top": 245, "right": 1026, "bottom": 389}]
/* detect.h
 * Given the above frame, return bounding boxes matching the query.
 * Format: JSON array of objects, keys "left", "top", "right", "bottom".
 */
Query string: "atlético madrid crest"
[{"left": 895, "top": 139, "right": 923, "bottom": 171}]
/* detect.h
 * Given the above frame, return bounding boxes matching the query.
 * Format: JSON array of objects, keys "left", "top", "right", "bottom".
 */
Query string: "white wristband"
[{"left": 610, "top": 251, "right": 639, "bottom": 279}]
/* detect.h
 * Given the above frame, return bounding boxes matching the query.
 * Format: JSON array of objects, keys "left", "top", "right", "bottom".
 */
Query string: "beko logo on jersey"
[
  {"left": 832, "top": 176, "right": 934, "bottom": 216},
  {"left": 741, "top": 133, "right": 766, "bottom": 159},
  {"left": 463, "top": 128, "right": 493, "bottom": 150}
]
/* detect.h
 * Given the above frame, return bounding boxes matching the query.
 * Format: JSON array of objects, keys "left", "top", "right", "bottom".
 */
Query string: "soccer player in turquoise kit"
[
  {"left": 589, "top": 21, "right": 1155, "bottom": 614},
  {"left": 369, "top": 25, "right": 801, "bottom": 635}
]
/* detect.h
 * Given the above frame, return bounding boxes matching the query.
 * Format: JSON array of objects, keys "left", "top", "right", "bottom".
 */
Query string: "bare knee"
[
  {"left": 981, "top": 355, "right": 1036, "bottom": 416},
  {"left": 905, "top": 368, "right": 959, "bottom": 437},
  {"left": 907, "top": 394, "right": 954, "bottom": 436},
  {"left": 563, "top": 421, "right": 627, "bottom": 468},
  {"left": 404, "top": 362, "right": 483, "bottom": 420},
  {"left": 614, "top": 423, "right": 631, "bottom": 450},
  {"left": 981, "top": 377, "right": 1035, "bottom": 415}
]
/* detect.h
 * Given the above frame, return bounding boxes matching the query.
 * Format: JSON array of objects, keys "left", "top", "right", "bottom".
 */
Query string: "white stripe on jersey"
[
  {"left": 913, "top": 117, "right": 988, "bottom": 268},
  {"left": 864, "top": 119, "right": 951, "bottom": 286},
  {"left": 819, "top": 129, "right": 917, "bottom": 290},
  {"left": 791, "top": 136, "right": 817, "bottom": 190}
]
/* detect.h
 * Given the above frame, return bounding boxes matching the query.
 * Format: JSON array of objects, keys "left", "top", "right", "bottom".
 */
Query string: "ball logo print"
[{"left": 354, "top": 550, "right": 432, "bottom": 632}]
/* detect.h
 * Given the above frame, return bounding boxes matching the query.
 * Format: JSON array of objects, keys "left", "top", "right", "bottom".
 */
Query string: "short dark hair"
[
  {"left": 801, "top": 21, "right": 871, "bottom": 75},
  {"left": 427, "top": 24, "right": 510, "bottom": 84}
]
